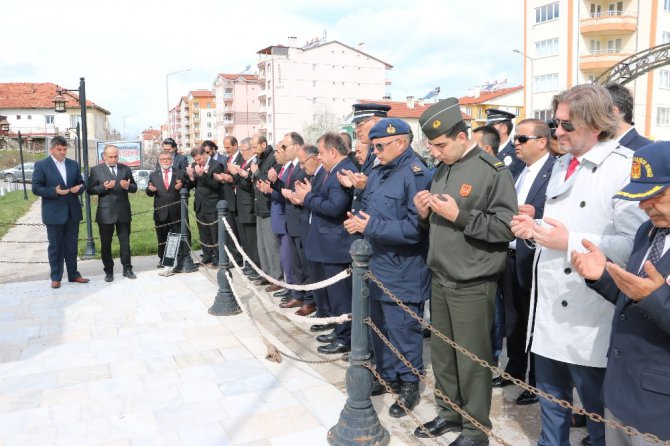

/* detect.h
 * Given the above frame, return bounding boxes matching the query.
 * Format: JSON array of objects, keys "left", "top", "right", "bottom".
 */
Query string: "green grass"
[
  {"left": 0, "top": 149, "right": 45, "bottom": 169},
  {"left": 77, "top": 192, "right": 202, "bottom": 259},
  {"left": 0, "top": 190, "right": 39, "bottom": 238}
]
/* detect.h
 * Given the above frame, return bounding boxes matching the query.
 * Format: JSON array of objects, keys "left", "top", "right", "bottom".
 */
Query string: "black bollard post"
[
  {"left": 328, "top": 239, "right": 389, "bottom": 446},
  {"left": 174, "top": 187, "right": 197, "bottom": 273},
  {"left": 208, "top": 200, "right": 241, "bottom": 316}
]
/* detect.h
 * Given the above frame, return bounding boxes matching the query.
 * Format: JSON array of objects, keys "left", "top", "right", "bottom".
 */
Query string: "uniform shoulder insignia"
[
  {"left": 479, "top": 152, "right": 506, "bottom": 171},
  {"left": 410, "top": 163, "right": 424, "bottom": 175}
]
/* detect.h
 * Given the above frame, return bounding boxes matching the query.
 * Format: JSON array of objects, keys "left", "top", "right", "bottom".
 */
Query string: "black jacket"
[
  {"left": 252, "top": 146, "right": 276, "bottom": 218},
  {"left": 87, "top": 163, "right": 137, "bottom": 224},
  {"left": 187, "top": 158, "right": 223, "bottom": 215}
]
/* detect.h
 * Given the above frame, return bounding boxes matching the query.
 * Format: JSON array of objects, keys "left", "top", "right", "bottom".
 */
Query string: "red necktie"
[
  {"left": 565, "top": 157, "right": 579, "bottom": 180},
  {"left": 278, "top": 166, "right": 286, "bottom": 179},
  {"left": 286, "top": 164, "right": 295, "bottom": 184},
  {"left": 163, "top": 169, "right": 170, "bottom": 189},
  {"left": 242, "top": 160, "right": 248, "bottom": 169}
]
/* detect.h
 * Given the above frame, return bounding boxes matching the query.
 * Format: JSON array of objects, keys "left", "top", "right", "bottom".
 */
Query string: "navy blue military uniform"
[
  {"left": 362, "top": 135, "right": 433, "bottom": 384},
  {"left": 487, "top": 108, "right": 524, "bottom": 177}
]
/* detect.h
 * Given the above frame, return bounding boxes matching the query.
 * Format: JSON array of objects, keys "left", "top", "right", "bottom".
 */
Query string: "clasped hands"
[
  {"left": 55, "top": 184, "right": 83, "bottom": 195},
  {"left": 337, "top": 169, "right": 367, "bottom": 189},
  {"left": 413, "top": 190, "right": 460, "bottom": 222}
]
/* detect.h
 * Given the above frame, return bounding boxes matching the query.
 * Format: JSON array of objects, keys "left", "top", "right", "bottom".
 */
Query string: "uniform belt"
[{"left": 507, "top": 249, "right": 516, "bottom": 257}]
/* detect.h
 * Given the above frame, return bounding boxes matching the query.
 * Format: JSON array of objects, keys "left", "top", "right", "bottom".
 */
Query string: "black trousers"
[
  {"left": 196, "top": 211, "right": 218, "bottom": 263},
  {"left": 46, "top": 217, "right": 81, "bottom": 282},
  {"left": 236, "top": 219, "right": 260, "bottom": 267},
  {"left": 320, "top": 262, "right": 352, "bottom": 345},
  {"left": 288, "top": 235, "right": 307, "bottom": 301},
  {"left": 98, "top": 221, "right": 131, "bottom": 273},
  {"left": 224, "top": 213, "right": 243, "bottom": 264}
]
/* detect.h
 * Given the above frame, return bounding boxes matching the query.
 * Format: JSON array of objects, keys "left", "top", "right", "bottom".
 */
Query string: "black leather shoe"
[
  {"left": 104, "top": 272, "right": 113, "bottom": 282},
  {"left": 516, "top": 390, "right": 539, "bottom": 405},
  {"left": 310, "top": 323, "right": 335, "bottom": 332},
  {"left": 273, "top": 289, "right": 291, "bottom": 298},
  {"left": 389, "top": 382, "right": 420, "bottom": 418},
  {"left": 316, "top": 331, "right": 336, "bottom": 343},
  {"left": 371, "top": 378, "right": 401, "bottom": 396},
  {"left": 123, "top": 269, "right": 137, "bottom": 279},
  {"left": 581, "top": 435, "right": 591, "bottom": 446},
  {"left": 317, "top": 341, "right": 350, "bottom": 354},
  {"left": 414, "top": 416, "right": 461, "bottom": 438},
  {"left": 448, "top": 435, "right": 489, "bottom": 446},
  {"left": 491, "top": 375, "right": 514, "bottom": 388}
]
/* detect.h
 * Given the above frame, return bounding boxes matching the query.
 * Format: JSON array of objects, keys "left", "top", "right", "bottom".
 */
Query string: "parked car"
[
  {"left": 132, "top": 169, "right": 152, "bottom": 190},
  {"left": 1, "top": 162, "right": 35, "bottom": 183}
]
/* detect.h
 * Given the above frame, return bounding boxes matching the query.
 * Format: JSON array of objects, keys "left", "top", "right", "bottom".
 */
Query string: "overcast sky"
[{"left": 1, "top": 0, "right": 523, "bottom": 140}]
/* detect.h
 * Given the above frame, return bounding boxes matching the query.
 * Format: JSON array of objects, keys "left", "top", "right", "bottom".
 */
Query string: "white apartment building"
[
  {"left": 167, "top": 96, "right": 187, "bottom": 150},
  {"left": 256, "top": 39, "right": 392, "bottom": 143},
  {"left": 524, "top": 0, "right": 670, "bottom": 140},
  {"left": 212, "top": 74, "right": 261, "bottom": 147}
]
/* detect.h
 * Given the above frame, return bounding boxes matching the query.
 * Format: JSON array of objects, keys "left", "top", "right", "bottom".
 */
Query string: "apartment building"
[
  {"left": 167, "top": 96, "right": 187, "bottom": 149},
  {"left": 187, "top": 90, "right": 216, "bottom": 149},
  {"left": 458, "top": 85, "right": 524, "bottom": 127},
  {"left": 256, "top": 38, "right": 392, "bottom": 143},
  {"left": 524, "top": 0, "right": 670, "bottom": 140},
  {"left": 212, "top": 74, "right": 261, "bottom": 146}
]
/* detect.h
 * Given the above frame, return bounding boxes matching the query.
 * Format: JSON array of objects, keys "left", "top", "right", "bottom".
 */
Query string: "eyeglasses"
[
  {"left": 373, "top": 138, "right": 402, "bottom": 152},
  {"left": 299, "top": 155, "right": 315, "bottom": 166},
  {"left": 551, "top": 118, "right": 576, "bottom": 133},
  {"left": 513, "top": 135, "right": 543, "bottom": 144}
]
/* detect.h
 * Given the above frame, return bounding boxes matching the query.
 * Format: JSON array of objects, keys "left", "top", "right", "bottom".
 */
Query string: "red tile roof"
[
  {"left": 458, "top": 85, "right": 523, "bottom": 105},
  {"left": 190, "top": 90, "right": 214, "bottom": 98},
  {"left": 0, "top": 82, "right": 110, "bottom": 114},
  {"left": 359, "top": 99, "right": 472, "bottom": 121},
  {"left": 217, "top": 73, "right": 258, "bottom": 82}
]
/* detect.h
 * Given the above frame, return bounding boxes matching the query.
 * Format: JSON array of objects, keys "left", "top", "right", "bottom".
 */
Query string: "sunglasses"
[
  {"left": 513, "top": 135, "right": 543, "bottom": 144},
  {"left": 279, "top": 142, "right": 295, "bottom": 150},
  {"left": 551, "top": 118, "right": 576, "bottom": 133},
  {"left": 373, "top": 138, "right": 402, "bottom": 152}
]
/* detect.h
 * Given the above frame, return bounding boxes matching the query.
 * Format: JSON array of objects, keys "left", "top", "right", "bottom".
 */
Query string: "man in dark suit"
[
  {"left": 487, "top": 108, "right": 524, "bottom": 177},
  {"left": 212, "top": 136, "right": 243, "bottom": 267},
  {"left": 572, "top": 141, "right": 670, "bottom": 444},
  {"left": 186, "top": 146, "right": 223, "bottom": 266},
  {"left": 605, "top": 82, "right": 652, "bottom": 151},
  {"left": 229, "top": 138, "right": 261, "bottom": 280},
  {"left": 88, "top": 144, "right": 138, "bottom": 281},
  {"left": 295, "top": 132, "right": 356, "bottom": 354},
  {"left": 492, "top": 119, "right": 555, "bottom": 406},
  {"left": 157, "top": 138, "right": 188, "bottom": 171},
  {"left": 146, "top": 151, "right": 185, "bottom": 267},
  {"left": 32, "top": 136, "right": 89, "bottom": 288}
]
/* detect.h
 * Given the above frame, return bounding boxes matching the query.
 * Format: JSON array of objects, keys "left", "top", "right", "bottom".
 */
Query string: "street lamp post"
[
  {"left": 513, "top": 49, "right": 535, "bottom": 119},
  {"left": 166, "top": 68, "right": 191, "bottom": 113},
  {"left": 53, "top": 77, "right": 95, "bottom": 258}
]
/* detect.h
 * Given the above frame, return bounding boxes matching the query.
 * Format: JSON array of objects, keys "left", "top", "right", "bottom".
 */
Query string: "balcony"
[
  {"left": 580, "top": 11, "right": 637, "bottom": 36},
  {"left": 223, "top": 118, "right": 234, "bottom": 125},
  {"left": 579, "top": 49, "right": 633, "bottom": 71},
  {"left": 258, "top": 89, "right": 267, "bottom": 99}
]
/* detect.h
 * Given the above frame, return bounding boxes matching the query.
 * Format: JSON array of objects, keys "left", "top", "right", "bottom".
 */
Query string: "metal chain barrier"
[
  {"left": 221, "top": 216, "right": 351, "bottom": 291},
  {"left": 365, "top": 271, "right": 670, "bottom": 445},
  {"left": 366, "top": 317, "right": 511, "bottom": 446},
  {"left": 224, "top": 245, "right": 352, "bottom": 326},
  {"left": 224, "top": 265, "right": 347, "bottom": 365}
]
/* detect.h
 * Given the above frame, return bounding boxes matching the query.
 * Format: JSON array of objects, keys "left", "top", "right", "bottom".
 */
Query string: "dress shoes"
[
  {"left": 371, "top": 378, "right": 401, "bottom": 396},
  {"left": 265, "top": 284, "right": 282, "bottom": 292},
  {"left": 491, "top": 375, "right": 514, "bottom": 388},
  {"left": 50, "top": 281, "right": 61, "bottom": 289},
  {"left": 572, "top": 413, "right": 587, "bottom": 428},
  {"left": 279, "top": 298, "right": 303, "bottom": 309},
  {"left": 253, "top": 278, "right": 269, "bottom": 286},
  {"left": 317, "top": 341, "right": 350, "bottom": 354},
  {"left": 389, "top": 381, "right": 420, "bottom": 418},
  {"left": 68, "top": 277, "right": 90, "bottom": 284},
  {"left": 123, "top": 269, "right": 137, "bottom": 279},
  {"left": 273, "top": 289, "right": 291, "bottom": 298},
  {"left": 104, "top": 272, "right": 114, "bottom": 282},
  {"left": 295, "top": 303, "right": 316, "bottom": 316},
  {"left": 316, "top": 331, "right": 336, "bottom": 343},
  {"left": 581, "top": 435, "right": 591, "bottom": 446},
  {"left": 448, "top": 435, "right": 489, "bottom": 446},
  {"left": 414, "top": 416, "right": 461, "bottom": 438},
  {"left": 309, "top": 323, "right": 335, "bottom": 332},
  {"left": 248, "top": 273, "right": 262, "bottom": 281},
  {"left": 516, "top": 389, "right": 539, "bottom": 405}
]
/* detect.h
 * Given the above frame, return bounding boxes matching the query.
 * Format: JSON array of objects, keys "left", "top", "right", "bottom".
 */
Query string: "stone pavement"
[{"left": 0, "top": 201, "right": 592, "bottom": 445}]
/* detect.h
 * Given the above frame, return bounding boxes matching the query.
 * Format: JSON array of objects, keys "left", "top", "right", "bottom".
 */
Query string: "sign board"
[
  {"left": 96, "top": 141, "right": 142, "bottom": 167},
  {"left": 162, "top": 232, "right": 182, "bottom": 267}
]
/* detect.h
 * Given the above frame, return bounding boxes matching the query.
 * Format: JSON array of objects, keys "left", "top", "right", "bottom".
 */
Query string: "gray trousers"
[
  {"left": 605, "top": 408, "right": 658, "bottom": 446},
  {"left": 256, "top": 216, "right": 282, "bottom": 280}
]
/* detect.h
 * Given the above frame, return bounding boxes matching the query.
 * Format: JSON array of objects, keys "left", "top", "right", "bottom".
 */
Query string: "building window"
[
  {"left": 534, "top": 73, "right": 559, "bottom": 92},
  {"left": 45, "top": 115, "right": 54, "bottom": 124},
  {"left": 27, "top": 115, "right": 32, "bottom": 120},
  {"left": 206, "top": 112, "right": 212, "bottom": 118},
  {"left": 312, "top": 64, "right": 316, "bottom": 70},
  {"left": 207, "top": 132, "right": 212, "bottom": 138},
  {"left": 607, "top": 38, "right": 622, "bottom": 53},
  {"left": 535, "top": 38, "right": 559, "bottom": 58},
  {"left": 16, "top": 115, "right": 21, "bottom": 120},
  {"left": 657, "top": 107, "right": 670, "bottom": 125},
  {"left": 665, "top": 0, "right": 670, "bottom": 12},
  {"left": 206, "top": 102, "right": 211, "bottom": 108},
  {"left": 663, "top": 32, "right": 670, "bottom": 44},
  {"left": 70, "top": 115, "right": 81, "bottom": 128},
  {"left": 661, "top": 71, "right": 670, "bottom": 89},
  {"left": 313, "top": 81, "right": 317, "bottom": 87},
  {"left": 535, "top": 2, "right": 559, "bottom": 23},
  {"left": 534, "top": 109, "right": 552, "bottom": 121}
]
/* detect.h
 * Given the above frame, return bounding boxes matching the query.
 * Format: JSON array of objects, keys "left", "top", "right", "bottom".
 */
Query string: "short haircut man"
[
  {"left": 604, "top": 82, "right": 652, "bottom": 150},
  {"left": 473, "top": 125, "right": 501, "bottom": 156}
]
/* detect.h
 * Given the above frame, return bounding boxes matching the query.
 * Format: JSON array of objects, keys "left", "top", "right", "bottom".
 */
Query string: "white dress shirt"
[{"left": 51, "top": 156, "right": 67, "bottom": 184}]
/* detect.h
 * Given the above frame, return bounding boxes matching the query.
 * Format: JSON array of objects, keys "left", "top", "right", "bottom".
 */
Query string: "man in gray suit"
[{"left": 88, "top": 145, "right": 138, "bottom": 282}]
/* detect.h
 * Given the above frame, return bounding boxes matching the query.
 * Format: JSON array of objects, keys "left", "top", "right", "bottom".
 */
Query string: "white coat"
[{"left": 528, "top": 140, "right": 647, "bottom": 367}]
